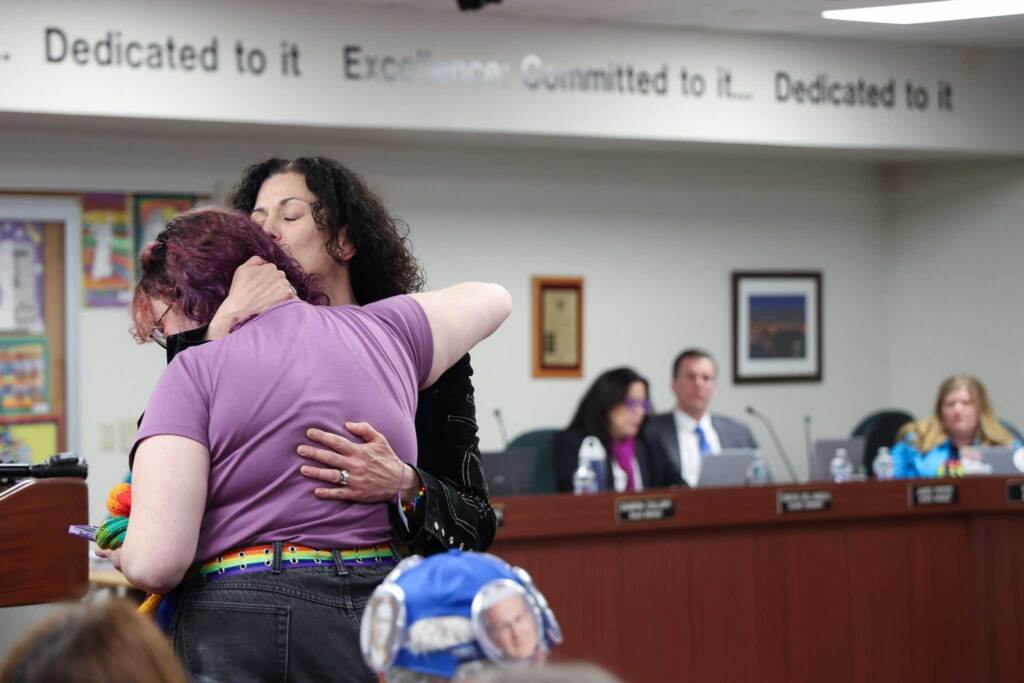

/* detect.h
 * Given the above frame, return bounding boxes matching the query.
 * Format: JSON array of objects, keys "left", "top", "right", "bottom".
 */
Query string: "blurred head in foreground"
[
  {"left": 0, "top": 599, "right": 186, "bottom": 683},
  {"left": 361, "top": 550, "right": 562, "bottom": 682}
]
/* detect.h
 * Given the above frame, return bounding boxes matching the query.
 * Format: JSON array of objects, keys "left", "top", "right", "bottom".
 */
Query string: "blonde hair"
[
  {"left": 0, "top": 600, "right": 185, "bottom": 683},
  {"left": 902, "top": 375, "right": 1012, "bottom": 453}
]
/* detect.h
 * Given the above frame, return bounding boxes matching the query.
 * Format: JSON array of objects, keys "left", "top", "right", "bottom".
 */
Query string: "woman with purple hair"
[
  {"left": 105, "top": 207, "right": 510, "bottom": 681},
  {"left": 161, "top": 157, "right": 497, "bottom": 560}
]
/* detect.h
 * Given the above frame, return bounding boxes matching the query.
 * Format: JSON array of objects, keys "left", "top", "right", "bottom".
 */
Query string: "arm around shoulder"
[{"left": 410, "top": 283, "right": 511, "bottom": 387}]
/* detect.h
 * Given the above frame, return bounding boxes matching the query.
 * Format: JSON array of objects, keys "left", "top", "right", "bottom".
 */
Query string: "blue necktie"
[{"left": 694, "top": 425, "right": 712, "bottom": 457}]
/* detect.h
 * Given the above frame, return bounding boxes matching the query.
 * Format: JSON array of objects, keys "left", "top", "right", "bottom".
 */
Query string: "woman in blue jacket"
[{"left": 893, "top": 374, "right": 1017, "bottom": 478}]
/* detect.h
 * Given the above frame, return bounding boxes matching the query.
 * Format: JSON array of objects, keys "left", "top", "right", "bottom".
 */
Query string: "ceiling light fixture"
[{"left": 822, "top": 0, "right": 1024, "bottom": 25}]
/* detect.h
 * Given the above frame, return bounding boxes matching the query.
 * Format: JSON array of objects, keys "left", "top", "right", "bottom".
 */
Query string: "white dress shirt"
[{"left": 673, "top": 409, "right": 722, "bottom": 488}]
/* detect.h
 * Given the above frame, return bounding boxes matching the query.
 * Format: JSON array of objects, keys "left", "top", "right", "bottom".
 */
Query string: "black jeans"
[{"left": 170, "top": 553, "right": 392, "bottom": 683}]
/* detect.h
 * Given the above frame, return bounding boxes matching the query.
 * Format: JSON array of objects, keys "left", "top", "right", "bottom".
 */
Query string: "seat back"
[
  {"left": 851, "top": 409, "right": 915, "bottom": 476},
  {"left": 999, "top": 418, "right": 1024, "bottom": 445},
  {"left": 507, "top": 428, "right": 560, "bottom": 494}
]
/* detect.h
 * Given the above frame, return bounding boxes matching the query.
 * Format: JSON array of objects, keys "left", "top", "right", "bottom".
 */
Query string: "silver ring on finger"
[{"left": 337, "top": 468, "right": 350, "bottom": 487}]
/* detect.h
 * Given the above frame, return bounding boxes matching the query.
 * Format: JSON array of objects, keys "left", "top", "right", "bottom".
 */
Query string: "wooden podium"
[
  {"left": 490, "top": 477, "right": 1024, "bottom": 683},
  {"left": 0, "top": 478, "right": 89, "bottom": 607}
]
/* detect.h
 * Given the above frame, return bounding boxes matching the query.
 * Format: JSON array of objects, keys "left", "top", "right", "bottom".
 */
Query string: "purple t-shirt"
[{"left": 133, "top": 296, "right": 433, "bottom": 562}]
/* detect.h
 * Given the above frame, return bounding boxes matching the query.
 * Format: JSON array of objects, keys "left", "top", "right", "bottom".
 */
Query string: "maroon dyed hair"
[{"left": 131, "top": 208, "right": 328, "bottom": 343}]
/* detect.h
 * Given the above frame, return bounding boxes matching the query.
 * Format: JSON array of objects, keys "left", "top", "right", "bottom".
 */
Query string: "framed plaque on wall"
[{"left": 532, "top": 276, "right": 583, "bottom": 378}]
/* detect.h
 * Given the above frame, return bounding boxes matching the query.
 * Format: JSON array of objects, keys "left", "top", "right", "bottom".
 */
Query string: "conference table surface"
[{"left": 489, "top": 477, "right": 1024, "bottom": 683}]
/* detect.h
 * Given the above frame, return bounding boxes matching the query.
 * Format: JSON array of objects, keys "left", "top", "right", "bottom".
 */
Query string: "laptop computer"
[
  {"left": 697, "top": 449, "right": 769, "bottom": 487},
  {"left": 809, "top": 438, "right": 866, "bottom": 481},
  {"left": 479, "top": 448, "right": 538, "bottom": 496}
]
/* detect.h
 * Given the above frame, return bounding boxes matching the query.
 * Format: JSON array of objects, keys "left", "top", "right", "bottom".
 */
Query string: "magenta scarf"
[{"left": 611, "top": 436, "right": 638, "bottom": 492}]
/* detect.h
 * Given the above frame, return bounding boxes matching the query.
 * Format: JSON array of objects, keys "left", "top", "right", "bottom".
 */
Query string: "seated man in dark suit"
[{"left": 645, "top": 348, "right": 757, "bottom": 487}]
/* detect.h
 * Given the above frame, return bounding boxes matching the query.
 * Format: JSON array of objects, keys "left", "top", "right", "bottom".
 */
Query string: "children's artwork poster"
[
  {"left": 0, "top": 221, "right": 45, "bottom": 334},
  {"left": 82, "top": 194, "right": 133, "bottom": 307},
  {"left": 0, "top": 419, "right": 59, "bottom": 464},
  {"left": 133, "top": 195, "right": 197, "bottom": 258},
  {"left": 0, "top": 337, "right": 49, "bottom": 416}
]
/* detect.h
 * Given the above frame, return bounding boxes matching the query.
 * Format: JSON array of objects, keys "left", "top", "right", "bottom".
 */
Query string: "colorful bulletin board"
[
  {"left": 0, "top": 336, "right": 49, "bottom": 416},
  {"left": 133, "top": 195, "right": 197, "bottom": 256},
  {"left": 82, "top": 193, "right": 133, "bottom": 307},
  {"left": 0, "top": 221, "right": 45, "bottom": 335},
  {"left": 0, "top": 418, "right": 59, "bottom": 464}
]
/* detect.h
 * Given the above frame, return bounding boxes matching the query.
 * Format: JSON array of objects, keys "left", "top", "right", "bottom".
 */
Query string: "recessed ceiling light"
[{"left": 822, "top": 0, "right": 1024, "bottom": 25}]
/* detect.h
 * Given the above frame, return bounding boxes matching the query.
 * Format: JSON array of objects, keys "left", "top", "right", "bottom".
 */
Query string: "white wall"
[
  {"left": 0, "top": 127, "right": 891, "bottom": 524},
  {"left": 886, "top": 160, "right": 1024, "bottom": 425}
]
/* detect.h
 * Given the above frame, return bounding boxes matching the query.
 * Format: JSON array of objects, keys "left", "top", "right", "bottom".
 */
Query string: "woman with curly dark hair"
[
  {"left": 161, "top": 156, "right": 497, "bottom": 557},
  {"left": 228, "top": 156, "right": 424, "bottom": 305}
]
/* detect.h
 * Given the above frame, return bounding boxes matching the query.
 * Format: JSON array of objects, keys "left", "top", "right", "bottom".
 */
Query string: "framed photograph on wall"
[
  {"left": 732, "top": 271, "right": 822, "bottom": 383},
  {"left": 532, "top": 276, "right": 583, "bottom": 378}
]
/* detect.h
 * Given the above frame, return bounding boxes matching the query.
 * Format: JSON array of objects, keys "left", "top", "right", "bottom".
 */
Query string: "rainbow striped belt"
[{"left": 200, "top": 543, "right": 396, "bottom": 579}]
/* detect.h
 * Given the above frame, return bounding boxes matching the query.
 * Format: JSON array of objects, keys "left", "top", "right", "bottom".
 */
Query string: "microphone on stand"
[
  {"left": 804, "top": 415, "right": 814, "bottom": 469},
  {"left": 746, "top": 406, "right": 799, "bottom": 483},
  {"left": 493, "top": 408, "right": 509, "bottom": 450}
]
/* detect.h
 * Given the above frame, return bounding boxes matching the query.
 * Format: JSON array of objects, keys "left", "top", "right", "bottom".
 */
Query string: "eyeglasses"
[
  {"left": 150, "top": 303, "right": 172, "bottom": 349},
  {"left": 621, "top": 398, "right": 652, "bottom": 413}
]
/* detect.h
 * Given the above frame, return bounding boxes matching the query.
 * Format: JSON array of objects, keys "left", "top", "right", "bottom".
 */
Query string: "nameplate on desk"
[
  {"left": 910, "top": 483, "right": 958, "bottom": 507},
  {"left": 493, "top": 504, "right": 505, "bottom": 529},
  {"left": 777, "top": 490, "right": 832, "bottom": 514},
  {"left": 1007, "top": 481, "right": 1024, "bottom": 503},
  {"left": 616, "top": 497, "right": 675, "bottom": 522}
]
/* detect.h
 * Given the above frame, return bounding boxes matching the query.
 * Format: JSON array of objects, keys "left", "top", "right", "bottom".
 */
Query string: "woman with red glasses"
[{"left": 552, "top": 367, "right": 682, "bottom": 493}]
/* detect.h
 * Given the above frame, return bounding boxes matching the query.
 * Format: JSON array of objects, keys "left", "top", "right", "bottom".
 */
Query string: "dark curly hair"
[{"left": 228, "top": 157, "right": 425, "bottom": 304}]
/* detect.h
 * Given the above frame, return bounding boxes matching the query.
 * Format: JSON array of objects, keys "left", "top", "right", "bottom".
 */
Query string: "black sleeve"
[
  {"left": 388, "top": 354, "right": 497, "bottom": 555},
  {"left": 639, "top": 431, "right": 685, "bottom": 488},
  {"left": 551, "top": 430, "right": 585, "bottom": 493}
]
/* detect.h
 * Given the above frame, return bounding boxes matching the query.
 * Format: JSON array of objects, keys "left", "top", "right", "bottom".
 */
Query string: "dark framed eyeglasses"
[{"left": 151, "top": 303, "right": 173, "bottom": 349}]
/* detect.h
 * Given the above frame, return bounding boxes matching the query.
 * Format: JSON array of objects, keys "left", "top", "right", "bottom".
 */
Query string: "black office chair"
[
  {"left": 851, "top": 409, "right": 915, "bottom": 477},
  {"left": 507, "top": 428, "right": 560, "bottom": 494},
  {"left": 999, "top": 418, "right": 1024, "bottom": 444}
]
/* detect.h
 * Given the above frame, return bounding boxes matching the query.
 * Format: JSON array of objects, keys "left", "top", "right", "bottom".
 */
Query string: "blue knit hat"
[{"left": 359, "top": 550, "right": 561, "bottom": 677}]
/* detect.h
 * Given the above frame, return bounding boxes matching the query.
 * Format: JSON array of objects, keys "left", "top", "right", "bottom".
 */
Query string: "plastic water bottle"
[
  {"left": 746, "top": 450, "right": 769, "bottom": 485},
  {"left": 572, "top": 436, "right": 606, "bottom": 495},
  {"left": 830, "top": 447, "right": 854, "bottom": 483},
  {"left": 872, "top": 446, "right": 895, "bottom": 481}
]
